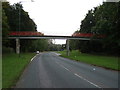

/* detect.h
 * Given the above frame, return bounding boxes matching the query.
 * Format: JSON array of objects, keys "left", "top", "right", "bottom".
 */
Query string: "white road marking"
[
  {"left": 74, "top": 73, "right": 101, "bottom": 88},
  {"left": 31, "top": 54, "right": 38, "bottom": 61},
  {"left": 55, "top": 61, "right": 70, "bottom": 71},
  {"left": 60, "top": 65, "right": 70, "bottom": 72},
  {"left": 31, "top": 57, "right": 34, "bottom": 61},
  {"left": 54, "top": 56, "right": 101, "bottom": 88},
  {"left": 62, "top": 66, "right": 70, "bottom": 71},
  {"left": 54, "top": 56, "right": 100, "bottom": 88}
]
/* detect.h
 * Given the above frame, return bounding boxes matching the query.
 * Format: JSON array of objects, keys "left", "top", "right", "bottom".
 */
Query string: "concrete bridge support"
[
  {"left": 66, "top": 39, "right": 70, "bottom": 56},
  {"left": 16, "top": 38, "right": 20, "bottom": 54}
]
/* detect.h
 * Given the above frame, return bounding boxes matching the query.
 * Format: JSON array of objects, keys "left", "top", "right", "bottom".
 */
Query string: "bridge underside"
[
  {"left": 8, "top": 36, "right": 99, "bottom": 56},
  {"left": 9, "top": 36, "right": 94, "bottom": 40}
]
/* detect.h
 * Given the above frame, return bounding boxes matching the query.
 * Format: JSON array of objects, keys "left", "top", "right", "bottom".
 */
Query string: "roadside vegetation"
[
  {"left": 65, "top": 2, "right": 120, "bottom": 71},
  {"left": 70, "top": 2, "right": 120, "bottom": 56},
  {"left": 2, "top": 53, "right": 35, "bottom": 88},
  {"left": 58, "top": 50, "right": 119, "bottom": 71}
]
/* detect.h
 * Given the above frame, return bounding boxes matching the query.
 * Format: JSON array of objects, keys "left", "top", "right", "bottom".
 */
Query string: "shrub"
[{"left": 2, "top": 46, "right": 14, "bottom": 54}]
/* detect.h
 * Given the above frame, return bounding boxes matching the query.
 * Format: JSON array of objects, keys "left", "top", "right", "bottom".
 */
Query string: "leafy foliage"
[
  {"left": 2, "top": 8, "right": 9, "bottom": 45},
  {"left": 2, "top": 2, "right": 49, "bottom": 52},
  {"left": 2, "top": 2, "right": 37, "bottom": 32},
  {"left": 70, "top": 2, "right": 120, "bottom": 55}
]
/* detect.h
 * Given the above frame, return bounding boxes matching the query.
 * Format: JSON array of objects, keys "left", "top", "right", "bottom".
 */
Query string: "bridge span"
[
  {"left": 9, "top": 35, "right": 92, "bottom": 40},
  {"left": 8, "top": 31, "right": 102, "bottom": 56}
]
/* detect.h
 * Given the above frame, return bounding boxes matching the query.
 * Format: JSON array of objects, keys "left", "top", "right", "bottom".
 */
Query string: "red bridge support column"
[{"left": 16, "top": 38, "right": 20, "bottom": 54}]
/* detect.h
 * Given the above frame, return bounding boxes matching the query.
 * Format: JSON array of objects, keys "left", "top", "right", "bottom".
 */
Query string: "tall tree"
[
  {"left": 71, "top": 2, "right": 120, "bottom": 55},
  {"left": 91, "top": 2, "right": 119, "bottom": 54},
  {"left": 2, "top": 8, "right": 9, "bottom": 46},
  {"left": 2, "top": 2, "right": 47, "bottom": 53},
  {"left": 80, "top": 10, "right": 95, "bottom": 33}
]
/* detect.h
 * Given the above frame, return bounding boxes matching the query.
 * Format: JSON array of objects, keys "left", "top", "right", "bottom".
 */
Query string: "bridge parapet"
[
  {"left": 8, "top": 31, "right": 105, "bottom": 40},
  {"left": 72, "top": 33, "right": 105, "bottom": 38},
  {"left": 9, "top": 31, "right": 44, "bottom": 36}
]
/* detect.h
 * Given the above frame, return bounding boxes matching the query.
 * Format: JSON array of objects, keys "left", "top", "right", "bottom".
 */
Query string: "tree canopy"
[
  {"left": 2, "top": 2, "right": 50, "bottom": 53},
  {"left": 70, "top": 2, "right": 120, "bottom": 55}
]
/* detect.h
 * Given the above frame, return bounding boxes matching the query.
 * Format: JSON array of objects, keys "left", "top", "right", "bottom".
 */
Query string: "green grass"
[
  {"left": 57, "top": 50, "right": 119, "bottom": 70},
  {"left": 2, "top": 53, "right": 35, "bottom": 88}
]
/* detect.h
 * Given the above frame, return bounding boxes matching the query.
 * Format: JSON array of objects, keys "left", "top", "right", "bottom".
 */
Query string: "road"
[{"left": 16, "top": 52, "right": 119, "bottom": 88}]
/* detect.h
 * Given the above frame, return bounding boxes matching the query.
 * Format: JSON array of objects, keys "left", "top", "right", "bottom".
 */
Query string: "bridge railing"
[
  {"left": 9, "top": 31, "right": 44, "bottom": 36},
  {"left": 9, "top": 31, "right": 105, "bottom": 38}
]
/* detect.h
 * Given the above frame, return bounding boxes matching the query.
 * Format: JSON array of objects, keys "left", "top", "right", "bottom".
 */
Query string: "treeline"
[
  {"left": 2, "top": 2, "right": 62, "bottom": 53},
  {"left": 70, "top": 2, "right": 120, "bottom": 55}
]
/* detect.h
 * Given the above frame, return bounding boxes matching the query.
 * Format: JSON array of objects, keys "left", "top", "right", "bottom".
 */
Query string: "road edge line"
[{"left": 31, "top": 54, "right": 39, "bottom": 62}]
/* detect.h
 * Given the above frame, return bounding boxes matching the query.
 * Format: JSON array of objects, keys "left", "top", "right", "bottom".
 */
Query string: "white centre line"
[
  {"left": 55, "top": 58, "right": 101, "bottom": 88},
  {"left": 74, "top": 73, "right": 101, "bottom": 88},
  {"left": 55, "top": 61, "right": 70, "bottom": 72},
  {"left": 54, "top": 57, "right": 101, "bottom": 88},
  {"left": 62, "top": 66, "right": 70, "bottom": 71},
  {"left": 60, "top": 65, "right": 70, "bottom": 72}
]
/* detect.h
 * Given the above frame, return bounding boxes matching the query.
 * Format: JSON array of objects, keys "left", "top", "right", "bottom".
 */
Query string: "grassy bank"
[
  {"left": 2, "top": 53, "right": 35, "bottom": 88},
  {"left": 57, "top": 50, "right": 119, "bottom": 70}
]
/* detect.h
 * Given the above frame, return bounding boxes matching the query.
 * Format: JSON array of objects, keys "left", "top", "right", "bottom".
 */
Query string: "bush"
[{"left": 2, "top": 46, "right": 14, "bottom": 54}]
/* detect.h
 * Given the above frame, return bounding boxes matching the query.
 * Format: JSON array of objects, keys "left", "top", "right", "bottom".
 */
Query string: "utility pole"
[{"left": 66, "top": 39, "right": 70, "bottom": 56}]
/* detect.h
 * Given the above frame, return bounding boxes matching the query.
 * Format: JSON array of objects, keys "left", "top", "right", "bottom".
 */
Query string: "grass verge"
[
  {"left": 2, "top": 53, "right": 35, "bottom": 88},
  {"left": 57, "top": 50, "right": 119, "bottom": 71}
]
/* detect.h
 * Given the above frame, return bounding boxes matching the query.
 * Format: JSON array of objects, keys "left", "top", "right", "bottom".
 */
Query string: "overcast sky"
[{"left": 8, "top": 0, "right": 104, "bottom": 44}]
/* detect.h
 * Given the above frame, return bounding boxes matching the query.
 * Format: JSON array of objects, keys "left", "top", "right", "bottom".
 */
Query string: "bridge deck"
[
  {"left": 9, "top": 32, "right": 102, "bottom": 40},
  {"left": 9, "top": 35, "right": 94, "bottom": 40}
]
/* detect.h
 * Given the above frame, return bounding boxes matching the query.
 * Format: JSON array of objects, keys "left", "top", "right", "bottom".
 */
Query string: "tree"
[
  {"left": 80, "top": 10, "right": 95, "bottom": 33},
  {"left": 78, "top": 10, "right": 96, "bottom": 53},
  {"left": 32, "top": 39, "right": 48, "bottom": 52},
  {"left": 2, "top": 8, "right": 9, "bottom": 46},
  {"left": 2, "top": 2, "right": 47, "bottom": 53},
  {"left": 72, "top": 2, "right": 120, "bottom": 55},
  {"left": 91, "top": 2, "right": 119, "bottom": 54}
]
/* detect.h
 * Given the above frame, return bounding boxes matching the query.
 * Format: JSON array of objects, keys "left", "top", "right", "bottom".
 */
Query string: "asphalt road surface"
[{"left": 16, "top": 52, "right": 119, "bottom": 88}]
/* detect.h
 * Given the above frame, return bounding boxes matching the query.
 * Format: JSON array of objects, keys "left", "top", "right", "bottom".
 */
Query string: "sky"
[{"left": 7, "top": 0, "right": 105, "bottom": 44}]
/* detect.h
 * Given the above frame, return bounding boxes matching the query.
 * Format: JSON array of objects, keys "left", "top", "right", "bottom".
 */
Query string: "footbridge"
[{"left": 9, "top": 31, "right": 104, "bottom": 56}]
